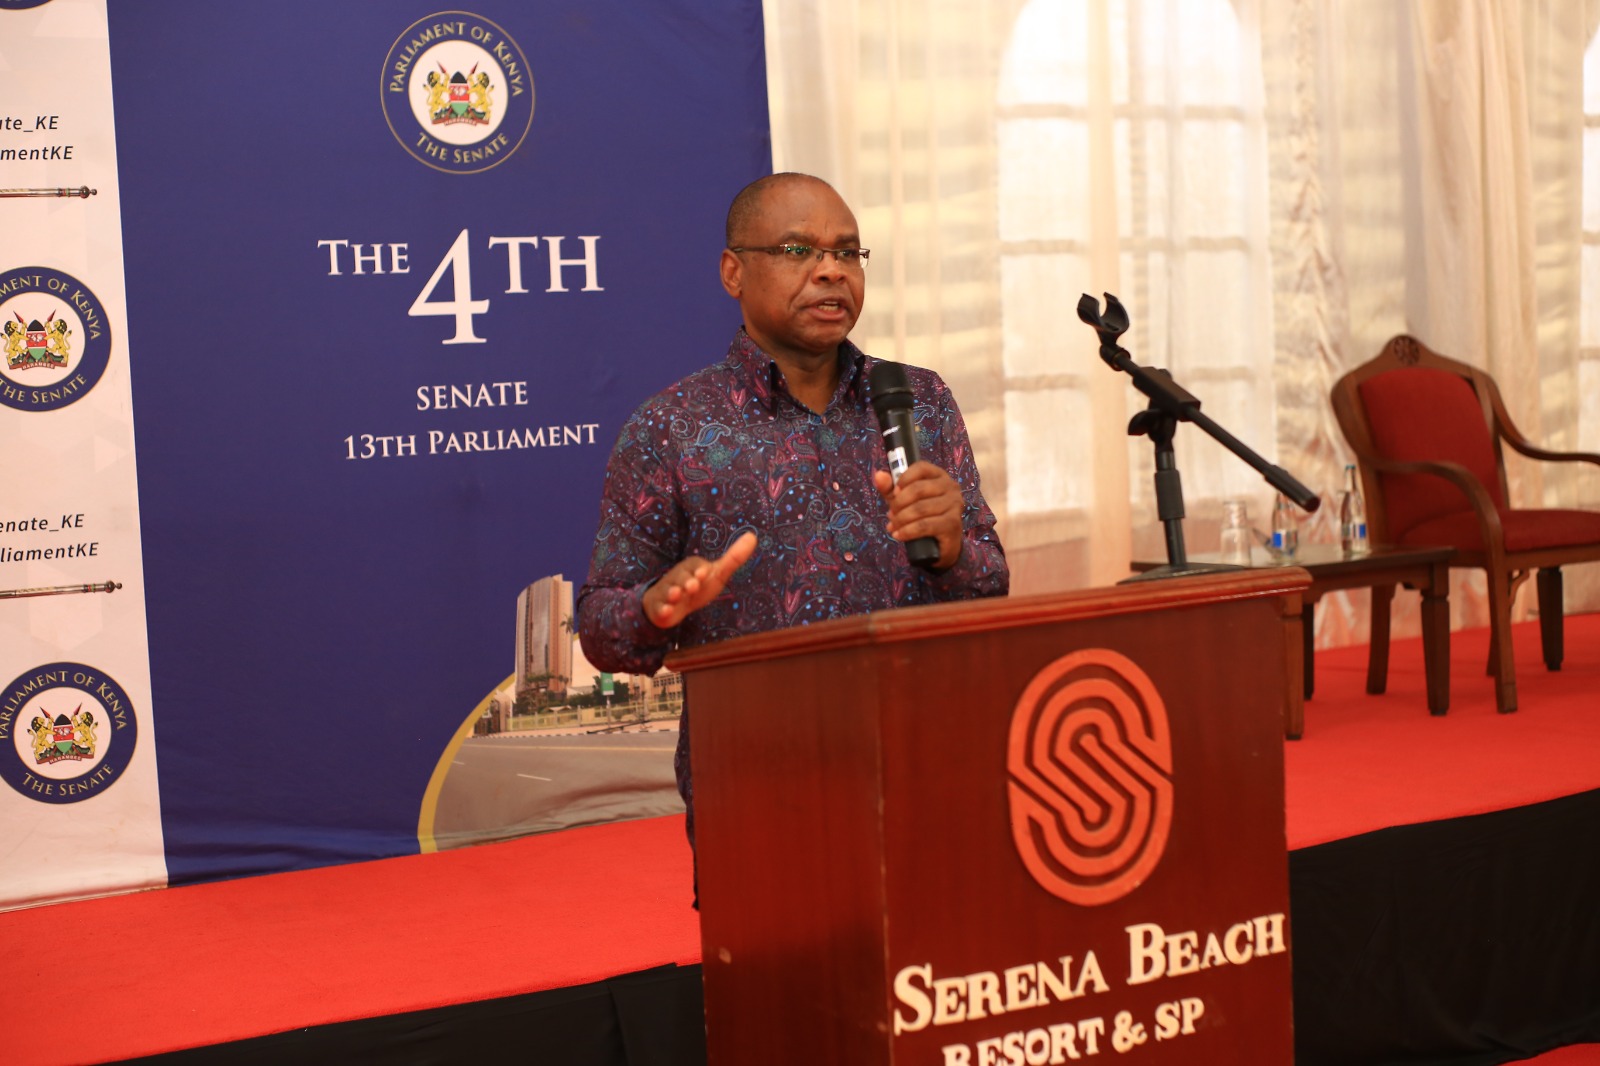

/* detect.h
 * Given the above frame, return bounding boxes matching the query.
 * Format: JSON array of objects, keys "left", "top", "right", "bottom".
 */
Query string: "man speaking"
[{"left": 575, "top": 172, "right": 1008, "bottom": 872}]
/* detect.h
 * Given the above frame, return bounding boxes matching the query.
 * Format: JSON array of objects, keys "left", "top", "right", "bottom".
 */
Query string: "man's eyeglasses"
[{"left": 728, "top": 244, "right": 871, "bottom": 269}]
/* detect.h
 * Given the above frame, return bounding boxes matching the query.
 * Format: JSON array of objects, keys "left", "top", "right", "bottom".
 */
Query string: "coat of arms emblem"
[
  {"left": 5, "top": 310, "right": 70, "bottom": 371},
  {"left": 426, "top": 64, "right": 492, "bottom": 127},
  {"left": 29, "top": 706, "right": 97, "bottom": 765}
]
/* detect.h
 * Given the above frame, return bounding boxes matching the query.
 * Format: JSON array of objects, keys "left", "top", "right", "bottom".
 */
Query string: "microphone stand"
[{"left": 1076, "top": 292, "right": 1321, "bottom": 583}]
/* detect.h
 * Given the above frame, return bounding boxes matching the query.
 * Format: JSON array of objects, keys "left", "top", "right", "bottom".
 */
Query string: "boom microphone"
[{"left": 869, "top": 361, "right": 941, "bottom": 570}]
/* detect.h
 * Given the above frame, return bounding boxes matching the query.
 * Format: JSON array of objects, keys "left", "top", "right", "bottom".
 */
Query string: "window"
[{"left": 996, "top": 0, "right": 1275, "bottom": 527}]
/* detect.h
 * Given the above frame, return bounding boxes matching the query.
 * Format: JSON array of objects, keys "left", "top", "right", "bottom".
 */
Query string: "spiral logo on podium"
[{"left": 1006, "top": 649, "right": 1173, "bottom": 905}]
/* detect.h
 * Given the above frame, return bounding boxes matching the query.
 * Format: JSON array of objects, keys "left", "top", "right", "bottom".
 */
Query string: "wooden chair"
[{"left": 1331, "top": 335, "right": 1600, "bottom": 713}]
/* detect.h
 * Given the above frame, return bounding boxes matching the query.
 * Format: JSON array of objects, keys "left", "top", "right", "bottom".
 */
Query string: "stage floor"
[
  {"left": 1285, "top": 610, "right": 1600, "bottom": 848},
  {"left": 3, "top": 615, "right": 1598, "bottom": 1065}
]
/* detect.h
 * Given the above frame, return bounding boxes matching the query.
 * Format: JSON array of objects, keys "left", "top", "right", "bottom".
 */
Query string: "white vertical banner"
[{"left": 0, "top": 0, "right": 165, "bottom": 909}]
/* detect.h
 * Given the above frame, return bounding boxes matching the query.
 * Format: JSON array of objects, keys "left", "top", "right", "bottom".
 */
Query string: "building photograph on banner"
[{"left": 418, "top": 571, "right": 686, "bottom": 854}]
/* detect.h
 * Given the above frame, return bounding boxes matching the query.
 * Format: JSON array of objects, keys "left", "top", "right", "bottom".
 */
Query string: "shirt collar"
[{"left": 727, "top": 328, "right": 869, "bottom": 414}]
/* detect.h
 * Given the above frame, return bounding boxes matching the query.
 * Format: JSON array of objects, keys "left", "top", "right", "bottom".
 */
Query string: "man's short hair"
[{"left": 725, "top": 172, "right": 834, "bottom": 247}]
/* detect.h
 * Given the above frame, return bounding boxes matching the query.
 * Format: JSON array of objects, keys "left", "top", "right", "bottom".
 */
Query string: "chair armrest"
[
  {"left": 1501, "top": 437, "right": 1600, "bottom": 468},
  {"left": 1365, "top": 456, "right": 1498, "bottom": 510},
  {"left": 1488, "top": 383, "right": 1600, "bottom": 468},
  {"left": 1364, "top": 456, "right": 1506, "bottom": 544}
]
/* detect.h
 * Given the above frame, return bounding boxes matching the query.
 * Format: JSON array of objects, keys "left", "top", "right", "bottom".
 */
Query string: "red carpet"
[
  {"left": 0, "top": 815, "right": 703, "bottom": 1065},
  {"left": 1287, "top": 611, "right": 1600, "bottom": 849},
  {"left": 1519, "top": 1048, "right": 1600, "bottom": 1065},
  {"left": 1, "top": 615, "right": 1596, "bottom": 1065}
]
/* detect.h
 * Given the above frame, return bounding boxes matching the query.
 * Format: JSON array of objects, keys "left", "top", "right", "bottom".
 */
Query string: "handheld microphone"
[{"left": 868, "top": 361, "right": 941, "bottom": 570}]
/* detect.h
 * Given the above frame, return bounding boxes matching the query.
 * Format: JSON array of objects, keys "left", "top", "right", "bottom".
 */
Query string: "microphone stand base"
[{"left": 1120, "top": 562, "right": 1249, "bottom": 584}]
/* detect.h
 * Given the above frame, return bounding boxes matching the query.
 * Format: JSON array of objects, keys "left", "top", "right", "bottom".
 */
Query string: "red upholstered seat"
[
  {"left": 1332, "top": 335, "right": 1600, "bottom": 714},
  {"left": 1399, "top": 510, "right": 1600, "bottom": 554},
  {"left": 1358, "top": 367, "right": 1505, "bottom": 540}
]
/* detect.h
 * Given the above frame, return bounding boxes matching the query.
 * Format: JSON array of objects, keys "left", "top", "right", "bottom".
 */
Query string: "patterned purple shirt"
[{"left": 576, "top": 328, "right": 1008, "bottom": 839}]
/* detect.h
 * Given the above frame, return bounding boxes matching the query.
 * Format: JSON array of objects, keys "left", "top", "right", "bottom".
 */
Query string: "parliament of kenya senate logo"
[
  {"left": 381, "top": 12, "right": 535, "bottom": 175},
  {"left": 1006, "top": 649, "right": 1174, "bottom": 906},
  {"left": 2, "top": 663, "right": 139, "bottom": 804},
  {"left": 0, "top": 266, "right": 111, "bottom": 413}
]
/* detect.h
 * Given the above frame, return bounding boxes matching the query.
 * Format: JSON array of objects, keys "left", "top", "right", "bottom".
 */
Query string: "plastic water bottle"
[
  {"left": 1271, "top": 492, "right": 1298, "bottom": 559},
  {"left": 1339, "top": 464, "right": 1370, "bottom": 555}
]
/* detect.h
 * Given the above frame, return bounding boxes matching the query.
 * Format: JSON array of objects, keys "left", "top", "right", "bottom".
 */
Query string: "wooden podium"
[{"left": 669, "top": 569, "right": 1308, "bottom": 1065}]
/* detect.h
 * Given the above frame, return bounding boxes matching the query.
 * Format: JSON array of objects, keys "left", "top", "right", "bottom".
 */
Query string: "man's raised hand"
[{"left": 642, "top": 531, "right": 759, "bottom": 629}]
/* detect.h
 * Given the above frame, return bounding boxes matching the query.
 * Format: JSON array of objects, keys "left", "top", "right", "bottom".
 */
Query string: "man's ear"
[{"left": 719, "top": 248, "right": 743, "bottom": 298}]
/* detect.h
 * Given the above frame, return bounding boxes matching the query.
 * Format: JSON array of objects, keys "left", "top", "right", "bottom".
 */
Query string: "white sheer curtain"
[
  {"left": 763, "top": 0, "right": 1600, "bottom": 645},
  {"left": 992, "top": 0, "right": 1277, "bottom": 588},
  {"left": 1261, "top": 0, "right": 1600, "bottom": 638}
]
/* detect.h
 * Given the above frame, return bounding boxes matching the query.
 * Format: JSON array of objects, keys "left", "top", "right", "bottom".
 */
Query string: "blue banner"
[{"left": 107, "top": 2, "right": 770, "bottom": 883}]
